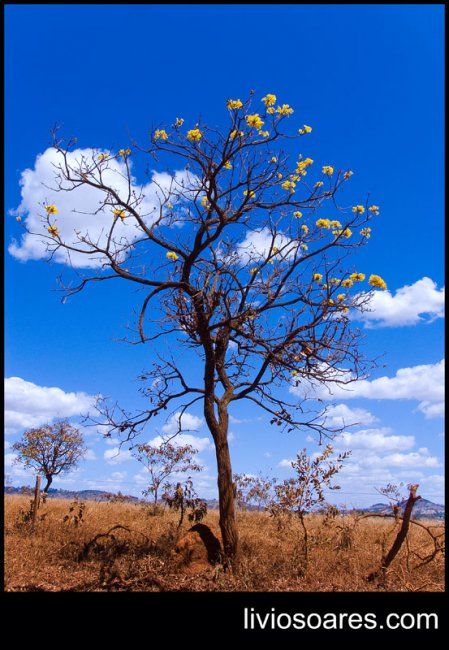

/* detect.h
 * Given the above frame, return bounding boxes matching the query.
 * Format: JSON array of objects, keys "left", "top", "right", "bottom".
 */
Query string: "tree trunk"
[
  {"left": 214, "top": 431, "right": 239, "bottom": 563},
  {"left": 43, "top": 474, "right": 53, "bottom": 493}
]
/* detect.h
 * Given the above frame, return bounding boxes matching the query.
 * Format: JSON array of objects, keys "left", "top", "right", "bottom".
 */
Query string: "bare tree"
[
  {"left": 12, "top": 420, "right": 86, "bottom": 493},
  {"left": 134, "top": 441, "right": 202, "bottom": 512},
  {"left": 22, "top": 91, "right": 386, "bottom": 562}
]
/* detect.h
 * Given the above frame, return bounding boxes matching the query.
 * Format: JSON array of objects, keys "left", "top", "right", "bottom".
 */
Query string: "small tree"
[
  {"left": 12, "top": 420, "right": 86, "bottom": 493},
  {"left": 270, "top": 444, "right": 350, "bottom": 566},
  {"left": 134, "top": 441, "right": 202, "bottom": 512},
  {"left": 233, "top": 473, "right": 275, "bottom": 510}
]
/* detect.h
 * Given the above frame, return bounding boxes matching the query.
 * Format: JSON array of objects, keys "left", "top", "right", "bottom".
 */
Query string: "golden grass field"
[{"left": 4, "top": 495, "right": 444, "bottom": 592}]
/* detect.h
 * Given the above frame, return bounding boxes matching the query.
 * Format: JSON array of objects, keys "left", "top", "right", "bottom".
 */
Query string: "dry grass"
[{"left": 4, "top": 495, "right": 444, "bottom": 592}]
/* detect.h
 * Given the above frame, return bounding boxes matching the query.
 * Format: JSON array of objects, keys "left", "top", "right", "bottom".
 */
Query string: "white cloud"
[
  {"left": 278, "top": 459, "right": 294, "bottom": 468},
  {"left": 148, "top": 433, "right": 212, "bottom": 453},
  {"left": 84, "top": 448, "right": 97, "bottom": 461},
  {"left": 235, "top": 227, "right": 298, "bottom": 264},
  {"left": 334, "top": 427, "right": 415, "bottom": 453},
  {"left": 104, "top": 446, "right": 133, "bottom": 465},
  {"left": 291, "top": 360, "right": 444, "bottom": 418},
  {"left": 354, "top": 277, "right": 444, "bottom": 328},
  {"left": 9, "top": 147, "right": 194, "bottom": 268},
  {"left": 4, "top": 376, "right": 97, "bottom": 434},
  {"left": 322, "top": 403, "right": 377, "bottom": 428},
  {"left": 161, "top": 411, "right": 204, "bottom": 435}
]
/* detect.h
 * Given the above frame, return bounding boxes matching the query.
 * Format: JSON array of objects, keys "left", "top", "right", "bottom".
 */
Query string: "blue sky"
[{"left": 5, "top": 4, "right": 444, "bottom": 506}]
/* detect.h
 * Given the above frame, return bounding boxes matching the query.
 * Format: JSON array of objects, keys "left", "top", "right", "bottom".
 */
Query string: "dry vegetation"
[{"left": 4, "top": 495, "right": 444, "bottom": 593}]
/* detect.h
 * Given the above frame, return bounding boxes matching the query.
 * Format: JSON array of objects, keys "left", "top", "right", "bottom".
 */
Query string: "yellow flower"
[
  {"left": 277, "top": 173, "right": 283, "bottom": 179},
  {"left": 369, "top": 205, "right": 380, "bottom": 215},
  {"left": 290, "top": 174, "right": 299, "bottom": 181},
  {"left": 322, "top": 165, "right": 334, "bottom": 175},
  {"left": 243, "top": 189, "right": 255, "bottom": 198},
  {"left": 298, "top": 124, "right": 312, "bottom": 135},
  {"left": 201, "top": 196, "right": 211, "bottom": 208},
  {"left": 261, "top": 93, "right": 277, "bottom": 107},
  {"left": 313, "top": 273, "right": 323, "bottom": 282},
  {"left": 314, "top": 181, "right": 324, "bottom": 189},
  {"left": 322, "top": 284, "right": 328, "bottom": 290},
  {"left": 166, "top": 251, "right": 179, "bottom": 261},
  {"left": 47, "top": 224, "right": 59, "bottom": 237},
  {"left": 223, "top": 160, "right": 232, "bottom": 169},
  {"left": 167, "top": 202, "right": 173, "bottom": 210},
  {"left": 316, "top": 218, "right": 331, "bottom": 229},
  {"left": 154, "top": 129, "right": 168, "bottom": 141},
  {"left": 341, "top": 279, "right": 354, "bottom": 288},
  {"left": 296, "top": 158, "right": 314, "bottom": 175},
  {"left": 227, "top": 99, "right": 243, "bottom": 110},
  {"left": 342, "top": 307, "right": 349, "bottom": 314},
  {"left": 258, "top": 130, "right": 270, "bottom": 137},
  {"left": 292, "top": 369, "right": 299, "bottom": 377},
  {"left": 249, "top": 267, "right": 259, "bottom": 275},
  {"left": 293, "top": 211, "right": 303, "bottom": 218},
  {"left": 369, "top": 274, "right": 387, "bottom": 290},
  {"left": 281, "top": 180, "right": 296, "bottom": 192},
  {"left": 329, "top": 278, "right": 341, "bottom": 286},
  {"left": 333, "top": 228, "right": 352, "bottom": 238},
  {"left": 270, "top": 156, "right": 277, "bottom": 163},
  {"left": 230, "top": 129, "right": 243, "bottom": 140},
  {"left": 174, "top": 117, "right": 184, "bottom": 127},
  {"left": 360, "top": 228, "right": 372, "bottom": 238},
  {"left": 344, "top": 170, "right": 353, "bottom": 180},
  {"left": 187, "top": 128, "right": 202, "bottom": 142},
  {"left": 337, "top": 293, "right": 346, "bottom": 302},
  {"left": 45, "top": 204, "right": 58, "bottom": 215},
  {"left": 330, "top": 220, "right": 341, "bottom": 228},
  {"left": 301, "top": 224, "right": 309, "bottom": 235},
  {"left": 113, "top": 208, "right": 126, "bottom": 220},
  {"left": 97, "top": 153, "right": 109, "bottom": 162},
  {"left": 350, "top": 272, "right": 365, "bottom": 282},
  {"left": 276, "top": 104, "right": 294, "bottom": 116},
  {"left": 327, "top": 299, "right": 335, "bottom": 306},
  {"left": 272, "top": 246, "right": 279, "bottom": 254},
  {"left": 300, "top": 243, "right": 308, "bottom": 251},
  {"left": 118, "top": 148, "right": 131, "bottom": 157},
  {"left": 266, "top": 107, "right": 276, "bottom": 114},
  {"left": 246, "top": 114, "right": 264, "bottom": 130},
  {"left": 352, "top": 205, "right": 365, "bottom": 214}
]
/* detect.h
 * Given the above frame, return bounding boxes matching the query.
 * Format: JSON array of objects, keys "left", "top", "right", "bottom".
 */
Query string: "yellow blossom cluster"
[
  {"left": 360, "top": 227, "right": 372, "bottom": 238},
  {"left": 329, "top": 278, "right": 341, "bottom": 286},
  {"left": 249, "top": 267, "right": 259, "bottom": 275},
  {"left": 369, "top": 205, "right": 380, "bottom": 215},
  {"left": 230, "top": 129, "right": 244, "bottom": 140},
  {"left": 369, "top": 274, "right": 387, "bottom": 290},
  {"left": 223, "top": 161, "right": 232, "bottom": 169},
  {"left": 97, "top": 153, "right": 109, "bottom": 162},
  {"left": 227, "top": 99, "right": 243, "bottom": 110},
  {"left": 333, "top": 228, "right": 352, "bottom": 238},
  {"left": 341, "top": 278, "right": 354, "bottom": 288},
  {"left": 352, "top": 205, "right": 365, "bottom": 214},
  {"left": 166, "top": 251, "right": 179, "bottom": 261},
  {"left": 293, "top": 211, "right": 303, "bottom": 218},
  {"left": 243, "top": 189, "right": 255, "bottom": 198},
  {"left": 258, "top": 130, "right": 270, "bottom": 138},
  {"left": 337, "top": 294, "right": 346, "bottom": 302},
  {"left": 313, "top": 273, "right": 323, "bottom": 282},
  {"left": 201, "top": 196, "right": 211, "bottom": 208},
  {"left": 118, "top": 148, "right": 131, "bottom": 158},
  {"left": 300, "top": 243, "right": 308, "bottom": 251},
  {"left": 343, "top": 170, "right": 353, "bottom": 180},
  {"left": 187, "top": 128, "right": 202, "bottom": 142},
  {"left": 45, "top": 204, "right": 58, "bottom": 215},
  {"left": 316, "top": 218, "right": 331, "bottom": 229},
  {"left": 154, "top": 129, "right": 168, "bottom": 141},
  {"left": 349, "top": 272, "right": 365, "bottom": 282},
  {"left": 281, "top": 180, "right": 296, "bottom": 192},
  {"left": 276, "top": 104, "right": 294, "bottom": 116},
  {"left": 301, "top": 224, "right": 309, "bottom": 235},
  {"left": 314, "top": 181, "right": 324, "bottom": 189},
  {"left": 322, "top": 165, "right": 334, "bottom": 175},
  {"left": 174, "top": 117, "right": 184, "bottom": 127},
  {"left": 113, "top": 209, "right": 126, "bottom": 220},
  {"left": 296, "top": 157, "right": 314, "bottom": 177},
  {"left": 261, "top": 94, "right": 277, "bottom": 107},
  {"left": 270, "top": 156, "right": 277, "bottom": 163},
  {"left": 47, "top": 224, "right": 59, "bottom": 237},
  {"left": 298, "top": 124, "right": 312, "bottom": 135},
  {"left": 246, "top": 114, "right": 264, "bottom": 130},
  {"left": 330, "top": 220, "right": 341, "bottom": 228}
]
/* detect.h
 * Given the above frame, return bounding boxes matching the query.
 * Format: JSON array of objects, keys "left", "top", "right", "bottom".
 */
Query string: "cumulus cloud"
[
  {"left": 291, "top": 360, "right": 444, "bottom": 418},
  {"left": 5, "top": 376, "right": 97, "bottom": 434},
  {"left": 104, "top": 446, "right": 133, "bottom": 465},
  {"left": 8, "top": 147, "right": 193, "bottom": 268},
  {"left": 161, "top": 411, "right": 204, "bottom": 435},
  {"left": 321, "top": 404, "right": 378, "bottom": 428},
  {"left": 354, "top": 277, "right": 444, "bottom": 328},
  {"left": 334, "top": 427, "right": 415, "bottom": 453},
  {"left": 148, "top": 433, "right": 212, "bottom": 453},
  {"left": 234, "top": 227, "right": 298, "bottom": 264}
]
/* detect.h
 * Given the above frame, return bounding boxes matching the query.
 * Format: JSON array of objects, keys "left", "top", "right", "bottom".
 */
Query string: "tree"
[
  {"left": 22, "top": 91, "right": 386, "bottom": 561},
  {"left": 134, "top": 441, "right": 202, "bottom": 512},
  {"left": 269, "top": 445, "right": 350, "bottom": 566},
  {"left": 233, "top": 473, "right": 275, "bottom": 510},
  {"left": 12, "top": 420, "right": 86, "bottom": 492}
]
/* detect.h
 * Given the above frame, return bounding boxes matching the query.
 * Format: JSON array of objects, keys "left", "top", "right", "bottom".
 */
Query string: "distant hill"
[
  {"left": 355, "top": 498, "right": 444, "bottom": 520},
  {"left": 4, "top": 486, "right": 139, "bottom": 502}
]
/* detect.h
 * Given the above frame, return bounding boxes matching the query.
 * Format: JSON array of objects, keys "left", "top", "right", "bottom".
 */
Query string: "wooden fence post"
[{"left": 32, "top": 475, "right": 41, "bottom": 529}]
